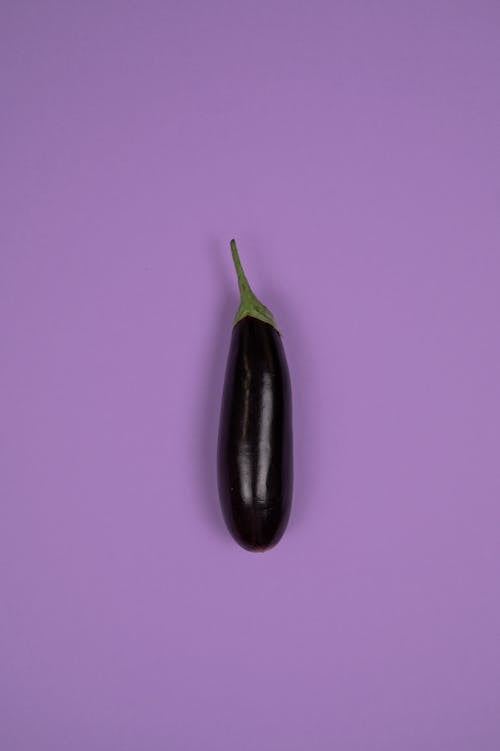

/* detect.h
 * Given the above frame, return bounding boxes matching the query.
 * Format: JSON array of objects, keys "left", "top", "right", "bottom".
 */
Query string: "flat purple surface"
[{"left": 1, "top": 2, "right": 500, "bottom": 749}]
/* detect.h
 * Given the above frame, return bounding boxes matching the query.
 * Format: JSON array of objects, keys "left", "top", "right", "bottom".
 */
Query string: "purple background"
[{"left": 1, "top": 2, "right": 500, "bottom": 749}]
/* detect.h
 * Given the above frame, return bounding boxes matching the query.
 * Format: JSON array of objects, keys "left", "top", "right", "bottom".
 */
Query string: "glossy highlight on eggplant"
[{"left": 217, "top": 240, "right": 293, "bottom": 551}]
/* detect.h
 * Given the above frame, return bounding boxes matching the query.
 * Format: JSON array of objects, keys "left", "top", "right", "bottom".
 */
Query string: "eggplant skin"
[{"left": 217, "top": 317, "right": 293, "bottom": 551}]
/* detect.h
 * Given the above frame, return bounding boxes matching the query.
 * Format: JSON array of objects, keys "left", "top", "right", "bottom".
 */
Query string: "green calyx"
[{"left": 230, "top": 239, "right": 278, "bottom": 331}]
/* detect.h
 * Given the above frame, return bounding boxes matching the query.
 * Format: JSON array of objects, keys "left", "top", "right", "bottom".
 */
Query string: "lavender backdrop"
[{"left": 1, "top": 2, "right": 500, "bottom": 749}]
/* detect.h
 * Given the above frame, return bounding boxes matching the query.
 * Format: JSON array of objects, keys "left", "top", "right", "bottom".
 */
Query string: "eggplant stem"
[
  {"left": 230, "top": 239, "right": 251, "bottom": 298},
  {"left": 229, "top": 239, "right": 278, "bottom": 331}
]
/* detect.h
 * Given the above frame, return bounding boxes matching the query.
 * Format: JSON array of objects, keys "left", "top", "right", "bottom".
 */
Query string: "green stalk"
[{"left": 230, "top": 239, "right": 278, "bottom": 330}]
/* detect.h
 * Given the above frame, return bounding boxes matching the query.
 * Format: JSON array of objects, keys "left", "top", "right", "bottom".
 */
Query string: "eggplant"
[{"left": 217, "top": 240, "right": 293, "bottom": 551}]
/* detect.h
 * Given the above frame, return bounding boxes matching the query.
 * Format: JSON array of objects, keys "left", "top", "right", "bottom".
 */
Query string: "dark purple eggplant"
[{"left": 217, "top": 240, "right": 293, "bottom": 551}]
